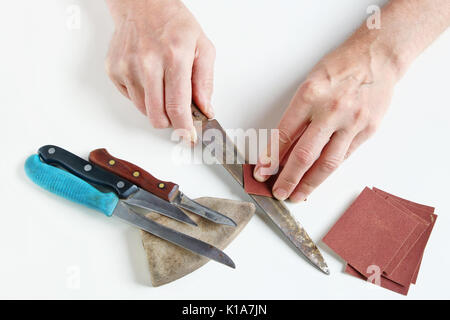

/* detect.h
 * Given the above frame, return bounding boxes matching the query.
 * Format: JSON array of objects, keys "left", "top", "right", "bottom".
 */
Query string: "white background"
[{"left": 1, "top": 0, "right": 449, "bottom": 299}]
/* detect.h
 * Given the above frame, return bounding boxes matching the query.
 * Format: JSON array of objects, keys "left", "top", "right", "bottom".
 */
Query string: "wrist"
[
  {"left": 344, "top": 27, "right": 412, "bottom": 83},
  {"left": 106, "top": 0, "right": 178, "bottom": 25}
]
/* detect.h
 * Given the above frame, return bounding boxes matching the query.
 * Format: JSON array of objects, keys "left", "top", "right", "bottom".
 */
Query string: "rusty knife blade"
[{"left": 191, "top": 104, "right": 329, "bottom": 274}]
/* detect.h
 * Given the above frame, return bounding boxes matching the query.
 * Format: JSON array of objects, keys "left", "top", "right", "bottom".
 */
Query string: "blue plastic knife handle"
[
  {"left": 38, "top": 145, "right": 138, "bottom": 199},
  {"left": 25, "top": 154, "right": 119, "bottom": 216}
]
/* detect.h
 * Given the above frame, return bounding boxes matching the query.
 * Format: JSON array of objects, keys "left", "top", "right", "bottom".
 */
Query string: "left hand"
[{"left": 253, "top": 37, "right": 400, "bottom": 202}]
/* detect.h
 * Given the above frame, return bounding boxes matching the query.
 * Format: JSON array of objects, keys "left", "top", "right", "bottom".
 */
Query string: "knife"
[
  {"left": 191, "top": 104, "right": 330, "bottom": 274},
  {"left": 37, "top": 145, "right": 198, "bottom": 227},
  {"left": 89, "top": 148, "right": 237, "bottom": 227},
  {"left": 24, "top": 154, "right": 235, "bottom": 268}
]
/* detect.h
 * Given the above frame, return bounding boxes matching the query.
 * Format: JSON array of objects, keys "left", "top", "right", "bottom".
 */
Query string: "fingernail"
[
  {"left": 290, "top": 192, "right": 307, "bottom": 203},
  {"left": 207, "top": 102, "right": 214, "bottom": 118},
  {"left": 253, "top": 167, "right": 267, "bottom": 182},
  {"left": 259, "top": 155, "right": 271, "bottom": 166},
  {"left": 190, "top": 127, "right": 198, "bottom": 144},
  {"left": 273, "top": 188, "right": 288, "bottom": 201}
]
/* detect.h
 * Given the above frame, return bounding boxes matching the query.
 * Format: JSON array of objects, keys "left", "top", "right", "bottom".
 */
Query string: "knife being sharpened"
[
  {"left": 89, "top": 148, "right": 237, "bottom": 227},
  {"left": 24, "top": 154, "right": 235, "bottom": 268},
  {"left": 190, "top": 104, "right": 330, "bottom": 274},
  {"left": 37, "top": 145, "right": 197, "bottom": 227}
]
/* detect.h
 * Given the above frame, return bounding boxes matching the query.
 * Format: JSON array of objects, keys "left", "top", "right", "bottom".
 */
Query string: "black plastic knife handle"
[{"left": 38, "top": 145, "right": 138, "bottom": 198}]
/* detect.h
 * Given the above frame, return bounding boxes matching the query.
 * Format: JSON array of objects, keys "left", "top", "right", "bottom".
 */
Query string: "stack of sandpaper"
[{"left": 322, "top": 187, "right": 437, "bottom": 295}]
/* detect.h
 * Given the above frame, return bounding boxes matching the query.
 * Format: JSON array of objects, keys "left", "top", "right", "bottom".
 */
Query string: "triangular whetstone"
[{"left": 140, "top": 197, "right": 255, "bottom": 286}]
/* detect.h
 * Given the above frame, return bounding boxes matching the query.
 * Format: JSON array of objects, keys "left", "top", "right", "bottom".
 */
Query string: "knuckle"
[
  {"left": 365, "top": 122, "right": 379, "bottom": 136},
  {"left": 165, "top": 44, "right": 189, "bottom": 64},
  {"left": 292, "top": 146, "right": 315, "bottom": 166},
  {"left": 299, "top": 80, "right": 327, "bottom": 103},
  {"left": 299, "top": 180, "right": 316, "bottom": 193},
  {"left": 199, "top": 77, "right": 214, "bottom": 92},
  {"left": 278, "top": 175, "right": 299, "bottom": 189},
  {"left": 313, "top": 124, "right": 332, "bottom": 138},
  {"left": 116, "top": 59, "right": 132, "bottom": 79},
  {"left": 165, "top": 101, "right": 185, "bottom": 118},
  {"left": 278, "top": 127, "right": 293, "bottom": 145},
  {"left": 141, "top": 52, "right": 159, "bottom": 69},
  {"left": 149, "top": 117, "right": 170, "bottom": 129},
  {"left": 329, "top": 97, "right": 351, "bottom": 113},
  {"left": 320, "top": 156, "right": 341, "bottom": 173},
  {"left": 353, "top": 107, "right": 370, "bottom": 124}
]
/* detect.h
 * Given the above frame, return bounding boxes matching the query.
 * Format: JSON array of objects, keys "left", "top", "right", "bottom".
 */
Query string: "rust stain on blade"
[
  {"left": 191, "top": 104, "right": 329, "bottom": 274},
  {"left": 251, "top": 194, "right": 329, "bottom": 274}
]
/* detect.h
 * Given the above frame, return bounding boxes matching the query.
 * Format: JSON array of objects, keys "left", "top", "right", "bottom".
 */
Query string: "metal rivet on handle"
[
  {"left": 158, "top": 183, "right": 165, "bottom": 189},
  {"left": 48, "top": 148, "right": 55, "bottom": 154},
  {"left": 109, "top": 160, "right": 115, "bottom": 166},
  {"left": 84, "top": 164, "right": 92, "bottom": 172},
  {"left": 117, "top": 181, "right": 125, "bottom": 188},
  {"left": 133, "top": 171, "right": 140, "bottom": 177}
]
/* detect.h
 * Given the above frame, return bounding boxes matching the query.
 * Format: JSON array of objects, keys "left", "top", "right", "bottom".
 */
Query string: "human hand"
[
  {"left": 105, "top": 0, "right": 215, "bottom": 142},
  {"left": 253, "top": 36, "right": 400, "bottom": 202},
  {"left": 253, "top": 0, "right": 450, "bottom": 202}
]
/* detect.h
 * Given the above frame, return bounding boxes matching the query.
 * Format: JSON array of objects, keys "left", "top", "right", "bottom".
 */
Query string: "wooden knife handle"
[{"left": 89, "top": 148, "right": 179, "bottom": 202}]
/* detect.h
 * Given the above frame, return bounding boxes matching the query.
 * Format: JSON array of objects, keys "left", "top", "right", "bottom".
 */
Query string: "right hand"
[{"left": 105, "top": 0, "right": 216, "bottom": 142}]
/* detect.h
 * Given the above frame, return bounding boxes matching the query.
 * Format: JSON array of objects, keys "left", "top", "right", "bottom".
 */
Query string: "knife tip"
[
  {"left": 187, "top": 220, "right": 198, "bottom": 227},
  {"left": 320, "top": 265, "right": 330, "bottom": 275},
  {"left": 219, "top": 253, "right": 236, "bottom": 269},
  {"left": 224, "top": 219, "right": 238, "bottom": 227}
]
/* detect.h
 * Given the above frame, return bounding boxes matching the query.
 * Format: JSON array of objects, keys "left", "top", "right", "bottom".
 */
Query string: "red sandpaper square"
[
  {"left": 372, "top": 188, "right": 437, "bottom": 285},
  {"left": 373, "top": 188, "right": 435, "bottom": 214},
  {"left": 345, "top": 264, "right": 409, "bottom": 296},
  {"left": 242, "top": 141, "right": 295, "bottom": 197},
  {"left": 379, "top": 195, "right": 429, "bottom": 279},
  {"left": 322, "top": 187, "right": 418, "bottom": 278},
  {"left": 242, "top": 164, "right": 276, "bottom": 197},
  {"left": 412, "top": 255, "right": 424, "bottom": 284}
]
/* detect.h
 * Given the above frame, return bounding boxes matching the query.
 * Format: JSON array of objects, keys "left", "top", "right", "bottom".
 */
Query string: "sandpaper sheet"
[
  {"left": 345, "top": 264, "right": 410, "bottom": 296},
  {"left": 242, "top": 142, "right": 294, "bottom": 197},
  {"left": 322, "top": 187, "right": 419, "bottom": 278},
  {"left": 242, "top": 164, "right": 276, "bottom": 197},
  {"left": 373, "top": 188, "right": 435, "bottom": 214},
  {"left": 379, "top": 195, "right": 429, "bottom": 278},
  {"left": 341, "top": 188, "right": 437, "bottom": 294},
  {"left": 372, "top": 188, "right": 437, "bottom": 285}
]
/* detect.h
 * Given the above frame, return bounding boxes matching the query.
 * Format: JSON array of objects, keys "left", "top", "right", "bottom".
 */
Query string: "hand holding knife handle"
[
  {"left": 25, "top": 154, "right": 118, "bottom": 216},
  {"left": 89, "top": 148, "right": 180, "bottom": 202},
  {"left": 38, "top": 145, "right": 138, "bottom": 199}
]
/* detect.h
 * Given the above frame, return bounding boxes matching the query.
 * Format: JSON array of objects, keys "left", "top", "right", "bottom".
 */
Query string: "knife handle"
[
  {"left": 25, "top": 154, "right": 119, "bottom": 216},
  {"left": 89, "top": 148, "right": 179, "bottom": 202},
  {"left": 38, "top": 145, "right": 138, "bottom": 199}
]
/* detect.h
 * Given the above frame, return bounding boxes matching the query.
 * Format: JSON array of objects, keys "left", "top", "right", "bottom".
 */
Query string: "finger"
[
  {"left": 192, "top": 38, "right": 215, "bottom": 118},
  {"left": 124, "top": 80, "right": 146, "bottom": 115},
  {"left": 290, "top": 129, "right": 355, "bottom": 202},
  {"left": 164, "top": 57, "right": 196, "bottom": 142},
  {"left": 143, "top": 67, "right": 170, "bottom": 128},
  {"left": 272, "top": 122, "right": 334, "bottom": 200},
  {"left": 345, "top": 125, "right": 375, "bottom": 159},
  {"left": 253, "top": 86, "right": 312, "bottom": 182}
]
